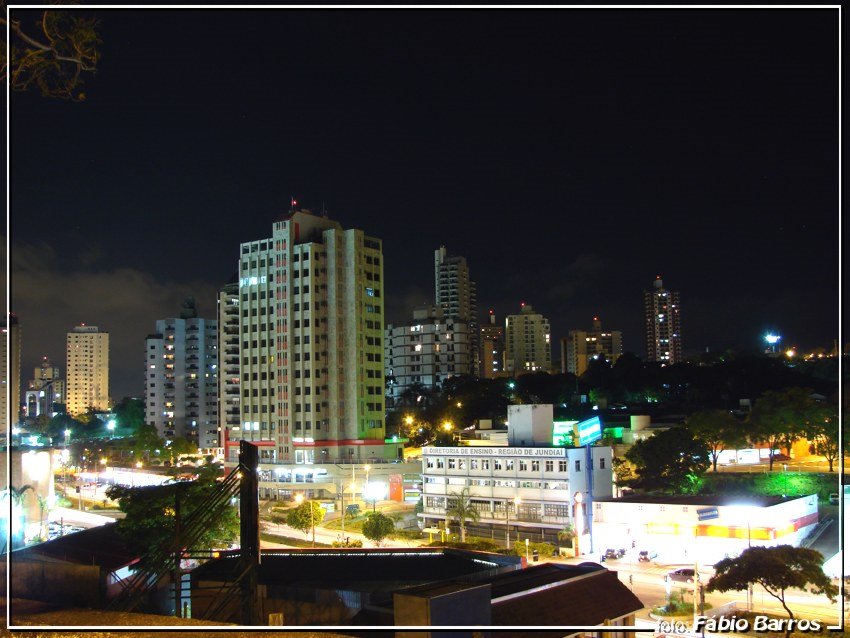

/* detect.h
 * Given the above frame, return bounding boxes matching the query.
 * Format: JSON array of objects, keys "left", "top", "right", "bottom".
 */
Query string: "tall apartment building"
[
  {"left": 504, "top": 303, "right": 552, "bottom": 375},
  {"left": 479, "top": 310, "right": 505, "bottom": 378},
  {"left": 2, "top": 313, "right": 22, "bottom": 429},
  {"left": 434, "top": 246, "right": 478, "bottom": 376},
  {"left": 561, "top": 317, "right": 623, "bottom": 376},
  {"left": 24, "top": 357, "right": 65, "bottom": 418},
  {"left": 66, "top": 324, "right": 109, "bottom": 416},
  {"left": 385, "top": 306, "right": 471, "bottom": 406},
  {"left": 644, "top": 276, "right": 682, "bottom": 364},
  {"left": 217, "top": 279, "right": 241, "bottom": 454},
  {"left": 145, "top": 299, "right": 218, "bottom": 449},
  {"left": 225, "top": 209, "right": 389, "bottom": 466}
]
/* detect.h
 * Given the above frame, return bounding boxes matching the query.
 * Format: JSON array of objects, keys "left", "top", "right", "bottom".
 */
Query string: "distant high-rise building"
[
  {"left": 434, "top": 246, "right": 478, "bottom": 376},
  {"left": 561, "top": 317, "right": 623, "bottom": 376},
  {"left": 505, "top": 303, "right": 552, "bottom": 375},
  {"left": 226, "top": 209, "right": 390, "bottom": 466},
  {"left": 66, "top": 324, "right": 109, "bottom": 416},
  {"left": 24, "top": 357, "right": 64, "bottom": 418},
  {"left": 145, "top": 299, "right": 219, "bottom": 449},
  {"left": 2, "top": 313, "right": 22, "bottom": 429},
  {"left": 385, "top": 306, "right": 472, "bottom": 406},
  {"left": 479, "top": 310, "right": 505, "bottom": 378},
  {"left": 217, "top": 278, "right": 240, "bottom": 454},
  {"left": 644, "top": 276, "right": 682, "bottom": 364}
]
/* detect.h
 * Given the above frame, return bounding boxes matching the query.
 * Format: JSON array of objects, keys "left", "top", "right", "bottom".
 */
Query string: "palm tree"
[
  {"left": 1, "top": 484, "right": 34, "bottom": 550},
  {"left": 446, "top": 487, "right": 480, "bottom": 543}
]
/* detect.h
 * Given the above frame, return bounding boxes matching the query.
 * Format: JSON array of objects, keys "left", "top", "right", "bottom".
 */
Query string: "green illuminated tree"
[
  {"left": 686, "top": 409, "right": 747, "bottom": 472},
  {"left": 624, "top": 427, "right": 709, "bottom": 493},
  {"left": 2, "top": 7, "right": 100, "bottom": 101},
  {"left": 361, "top": 512, "right": 396, "bottom": 546},
  {"left": 106, "top": 466, "right": 238, "bottom": 569},
  {"left": 808, "top": 407, "right": 842, "bottom": 472},
  {"left": 708, "top": 546, "right": 837, "bottom": 628},
  {"left": 750, "top": 388, "right": 823, "bottom": 471},
  {"left": 446, "top": 487, "right": 480, "bottom": 543},
  {"left": 285, "top": 500, "right": 325, "bottom": 544}
]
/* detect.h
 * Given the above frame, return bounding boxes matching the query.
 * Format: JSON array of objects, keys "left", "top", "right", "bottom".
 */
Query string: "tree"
[
  {"left": 611, "top": 456, "right": 637, "bottom": 488},
  {"left": 2, "top": 7, "right": 101, "bottom": 100},
  {"left": 750, "top": 388, "right": 823, "bottom": 471},
  {"left": 113, "top": 397, "right": 144, "bottom": 432},
  {"left": 624, "top": 427, "right": 709, "bottom": 493},
  {"left": 132, "top": 423, "right": 164, "bottom": 461},
  {"left": 708, "top": 546, "right": 837, "bottom": 629},
  {"left": 808, "top": 407, "right": 842, "bottom": 472},
  {"left": 1, "top": 485, "right": 34, "bottom": 550},
  {"left": 446, "top": 487, "right": 480, "bottom": 543},
  {"left": 557, "top": 523, "right": 577, "bottom": 548},
  {"left": 361, "top": 512, "right": 396, "bottom": 546},
  {"left": 167, "top": 437, "right": 198, "bottom": 463},
  {"left": 106, "top": 467, "right": 238, "bottom": 569},
  {"left": 285, "top": 500, "right": 325, "bottom": 545},
  {"left": 686, "top": 409, "right": 747, "bottom": 472}
]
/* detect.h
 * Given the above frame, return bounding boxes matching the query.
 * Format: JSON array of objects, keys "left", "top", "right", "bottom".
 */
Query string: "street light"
[
  {"left": 764, "top": 333, "right": 781, "bottom": 354},
  {"left": 506, "top": 496, "right": 521, "bottom": 549}
]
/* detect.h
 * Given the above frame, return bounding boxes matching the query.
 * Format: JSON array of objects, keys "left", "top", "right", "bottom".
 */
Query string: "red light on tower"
[{"left": 520, "top": 301, "right": 525, "bottom": 308}]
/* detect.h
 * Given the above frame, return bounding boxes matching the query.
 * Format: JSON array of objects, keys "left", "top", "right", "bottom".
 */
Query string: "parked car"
[
  {"left": 829, "top": 493, "right": 840, "bottom": 505},
  {"left": 604, "top": 548, "right": 626, "bottom": 560},
  {"left": 638, "top": 550, "right": 658, "bottom": 562},
  {"left": 666, "top": 568, "right": 696, "bottom": 584},
  {"left": 770, "top": 453, "right": 791, "bottom": 461}
]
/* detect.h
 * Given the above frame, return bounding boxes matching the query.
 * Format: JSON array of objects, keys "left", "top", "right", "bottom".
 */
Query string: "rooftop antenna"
[
  {"left": 321, "top": 200, "right": 328, "bottom": 218},
  {"left": 289, "top": 195, "right": 297, "bottom": 214}
]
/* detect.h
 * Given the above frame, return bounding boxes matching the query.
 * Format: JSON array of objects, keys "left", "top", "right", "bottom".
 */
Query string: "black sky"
[{"left": 8, "top": 8, "right": 839, "bottom": 399}]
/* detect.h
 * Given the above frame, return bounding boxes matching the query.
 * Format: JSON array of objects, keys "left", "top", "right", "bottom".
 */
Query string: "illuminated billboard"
[{"left": 576, "top": 416, "right": 602, "bottom": 446}]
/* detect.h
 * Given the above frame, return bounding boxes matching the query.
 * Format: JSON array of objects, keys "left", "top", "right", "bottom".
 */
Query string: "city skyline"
[{"left": 8, "top": 8, "right": 839, "bottom": 399}]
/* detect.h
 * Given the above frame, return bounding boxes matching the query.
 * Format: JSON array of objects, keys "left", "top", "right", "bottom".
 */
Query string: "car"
[
  {"left": 604, "top": 548, "right": 626, "bottom": 560},
  {"left": 666, "top": 568, "right": 696, "bottom": 584},
  {"left": 638, "top": 550, "right": 657, "bottom": 562},
  {"left": 770, "top": 453, "right": 791, "bottom": 461},
  {"left": 829, "top": 493, "right": 840, "bottom": 505}
]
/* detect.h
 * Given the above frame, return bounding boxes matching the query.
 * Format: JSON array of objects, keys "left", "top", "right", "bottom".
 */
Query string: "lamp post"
[
  {"left": 574, "top": 491, "right": 584, "bottom": 556},
  {"left": 525, "top": 538, "right": 530, "bottom": 562},
  {"left": 747, "top": 519, "right": 753, "bottom": 611},
  {"left": 506, "top": 496, "right": 521, "bottom": 549},
  {"left": 782, "top": 464, "right": 788, "bottom": 497}
]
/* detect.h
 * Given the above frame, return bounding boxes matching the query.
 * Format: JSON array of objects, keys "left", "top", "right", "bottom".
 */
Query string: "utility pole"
[{"left": 174, "top": 483, "right": 182, "bottom": 618}]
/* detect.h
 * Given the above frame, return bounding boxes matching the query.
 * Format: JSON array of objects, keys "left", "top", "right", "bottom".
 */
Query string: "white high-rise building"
[
  {"left": 226, "top": 209, "right": 391, "bottom": 467},
  {"left": 145, "top": 299, "right": 218, "bottom": 449},
  {"left": 504, "top": 303, "right": 552, "bottom": 375},
  {"left": 644, "top": 276, "right": 682, "bottom": 364},
  {"left": 385, "top": 306, "right": 471, "bottom": 406},
  {"left": 217, "top": 279, "right": 241, "bottom": 455},
  {"left": 434, "top": 246, "right": 478, "bottom": 376},
  {"left": 66, "top": 324, "right": 109, "bottom": 416}
]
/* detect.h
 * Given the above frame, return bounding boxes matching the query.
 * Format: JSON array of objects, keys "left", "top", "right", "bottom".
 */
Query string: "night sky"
[{"left": 8, "top": 8, "right": 839, "bottom": 400}]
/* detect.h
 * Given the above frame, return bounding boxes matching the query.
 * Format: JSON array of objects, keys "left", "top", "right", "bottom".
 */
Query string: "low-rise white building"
[
  {"left": 420, "top": 444, "right": 613, "bottom": 547},
  {"left": 592, "top": 494, "right": 819, "bottom": 565}
]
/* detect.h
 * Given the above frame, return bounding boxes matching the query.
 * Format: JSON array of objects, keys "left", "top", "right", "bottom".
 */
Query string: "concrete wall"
[
  {"left": 507, "top": 404, "right": 553, "bottom": 446},
  {"left": 1, "top": 558, "right": 101, "bottom": 607}
]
